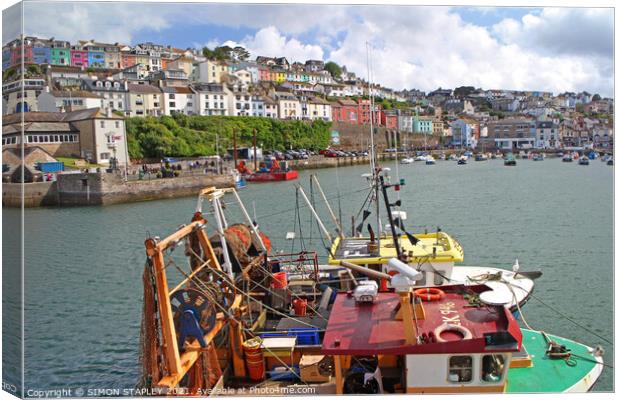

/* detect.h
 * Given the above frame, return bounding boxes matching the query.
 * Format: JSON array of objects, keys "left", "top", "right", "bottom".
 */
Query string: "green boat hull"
[{"left": 507, "top": 329, "right": 604, "bottom": 393}]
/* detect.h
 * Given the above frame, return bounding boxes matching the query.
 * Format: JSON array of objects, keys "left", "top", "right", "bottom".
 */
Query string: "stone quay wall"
[{"left": 2, "top": 173, "right": 235, "bottom": 208}]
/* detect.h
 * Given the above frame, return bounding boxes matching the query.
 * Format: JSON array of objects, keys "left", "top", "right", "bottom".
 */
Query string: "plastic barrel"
[
  {"left": 272, "top": 272, "right": 288, "bottom": 289},
  {"left": 243, "top": 337, "right": 265, "bottom": 381},
  {"left": 246, "top": 357, "right": 265, "bottom": 381},
  {"left": 292, "top": 299, "right": 307, "bottom": 317}
]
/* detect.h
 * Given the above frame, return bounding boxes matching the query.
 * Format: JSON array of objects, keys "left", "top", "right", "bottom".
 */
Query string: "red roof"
[{"left": 322, "top": 286, "right": 521, "bottom": 356}]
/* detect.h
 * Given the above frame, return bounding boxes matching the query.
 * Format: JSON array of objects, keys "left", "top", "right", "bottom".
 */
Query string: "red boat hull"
[{"left": 246, "top": 170, "right": 298, "bottom": 182}]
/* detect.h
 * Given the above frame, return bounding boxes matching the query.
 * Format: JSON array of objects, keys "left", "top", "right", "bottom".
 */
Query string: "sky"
[{"left": 2, "top": 2, "right": 615, "bottom": 97}]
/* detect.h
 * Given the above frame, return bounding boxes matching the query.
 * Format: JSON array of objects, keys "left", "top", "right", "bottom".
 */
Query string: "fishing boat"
[
  {"left": 474, "top": 154, "right": 487, "bottom": 161},
  {"left": 457, "top": 156, "right": 467, "bottom": 165},
  {"left": 504, "top": 153, "right": 517, "bottom": 166},
  {"left": 578, "top": 156, "right": 590, "bottom": 166},
  {"left": 532, "top": 153, "right": 544, "bottom": 161},
  {"left": 137, "top": 187, "right": 604, "bottom": 396},
  {"left": 414, "top": 154, "right": 427, "bottom": 162},
  {"left": 562, "top": 154, "right": 573, "bottom": 162},
  {"left": 424, "top": 155, "right": 436, "bottom": 165},
  {"left": 302, "top": 172, "right": 538, "bottom": 311},
  {"left": 247, "top": 170, "right": 298, "bottom": 182},
  {"left": 607, "top": 158, "right": 613, "bottom": 166},
  {"left": 322, "top": 264, "right": 605, "bottom": 394},
  {"left": 400, "top": 157, "right": 414, "bottom": 164}
]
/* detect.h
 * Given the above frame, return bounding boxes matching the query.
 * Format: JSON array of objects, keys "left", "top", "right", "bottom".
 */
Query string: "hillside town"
[{"left": 1, "top": 35, "right": 614, "bottom": 168}]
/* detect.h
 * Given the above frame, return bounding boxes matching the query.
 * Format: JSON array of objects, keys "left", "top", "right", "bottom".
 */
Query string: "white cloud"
[
  {"left": 216, "top": 26, "right": 324, "bottom": 63},
  {"left": 326, "top": 7, "right": 613, "bottom": 96},
  {"left": 20, "top": 2, "right": 171, "bottom": 44},
  {"left": 492, "top": 8, "right": 613, "bottom": 57},
  {"left": 10, "top": 3, "right": 614, "bottom": 97}
]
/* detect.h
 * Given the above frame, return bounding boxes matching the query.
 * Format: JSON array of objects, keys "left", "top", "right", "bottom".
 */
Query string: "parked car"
[{"left": 324, "top": 150, "right": 338, "bottom": 158}]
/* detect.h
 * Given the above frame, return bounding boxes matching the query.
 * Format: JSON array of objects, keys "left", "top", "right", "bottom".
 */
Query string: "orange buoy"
[{"left": 414, "top": 287, "right": 446, "bottom": 302}]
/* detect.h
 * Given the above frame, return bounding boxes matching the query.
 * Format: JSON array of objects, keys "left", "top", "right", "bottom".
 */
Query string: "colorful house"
[
  {"left": 50, "top": 47, "right": 71, "bottom": 66},
  {"left": 413, "top": 116, "right": 434, "bottom": 135},
  {"left": 88, "top": 51, "right": 105, "bottom": 68},
  {"left": 121, "top": 53, "right": 137, "bottom": 69},
  {"left": 357, "top": 99, "right": 381, "bottom": 125},
  {"left": 381, "top": 110, "right": 399, "bottom": 129},
  {"left": 70, "top": 49, "right": 88, "bottom": 67},
  {"left": 331, "top": 99, "right": 359, "bottom": 124},
  {"left": 258, "top": 67, "right": 270, "bottom": 82},
  {"left": 13, "top": 45, "right": 33, "bottom": 66},
  {"left": 32, "top": 46, "right": 51, "bottom": 64},
  {"left": 2, "top": 48, "right": 12, "bottom": 70}
]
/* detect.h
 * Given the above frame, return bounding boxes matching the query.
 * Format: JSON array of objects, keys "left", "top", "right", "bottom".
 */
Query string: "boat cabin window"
[
  {"left": 481, "top": 354, "right": 506, "bottom": 383},
  {"left": 448, "top": 356, "right": 472, "bottom": 383}
]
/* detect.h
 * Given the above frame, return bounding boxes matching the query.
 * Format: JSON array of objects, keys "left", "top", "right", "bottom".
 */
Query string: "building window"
[
  {"left": 100, "top": 121, "right": 105, "bottom": 128},
  {"left": 169, "top": 94, "right": 175, "bottom": 99},
  {"left": 481, "top": 355, "right": 505, "bottom": 383},
  {"left": 448, "top": 356, "right": 473, "bottom": 383},
  {"left": 169, "top": 102, "right": 176, "bottom": 108},
  {"left": 115, "top": 121, "right": 120, "bottom": 128},
  {"left": 100, "top": 152, "right": 110, "bottom": 160}
]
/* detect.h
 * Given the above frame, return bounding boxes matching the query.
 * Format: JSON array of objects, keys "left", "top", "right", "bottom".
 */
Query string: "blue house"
[
  {"left": 88, "top": 51, "right": 106, "bottom": 68},
  {"left": 2, "top": 48, "right": 12, "bottom": 70},
  {"left": 450, "top": 119, "right": 478, "bottom": 148},
  {"left": 32, "top": 46, "right": 51, "bottom": 64}
]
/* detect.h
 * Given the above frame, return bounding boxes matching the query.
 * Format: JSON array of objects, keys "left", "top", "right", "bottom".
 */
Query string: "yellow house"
[
  {"left": 201, "top": 59, "right": 228, "bottom": 83},
  {"left": 167, "top": 56, "right": 194, "bottom": 78},
  {"left": 308, "top": 97, "right": 332, "bottom": 121},
  {"left": 275, "top": 71, "right": 286, "bottom": 84}
]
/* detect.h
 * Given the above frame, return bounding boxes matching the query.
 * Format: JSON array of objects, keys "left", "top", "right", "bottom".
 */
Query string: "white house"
[
  {"left": 193, "top": 83, "right": 227, "bottom": 116},
  {"left": 161, "top": 86, "right": 196, "bottom": 115},
  {"left": 224, "top": 86, "right": 252, "bottom": 117},
  {"left": 38, "top": 89, "right": 104, "bottom": 112},
  {"left": 275, "top": 91, "right": 301, "bottom": 119}
]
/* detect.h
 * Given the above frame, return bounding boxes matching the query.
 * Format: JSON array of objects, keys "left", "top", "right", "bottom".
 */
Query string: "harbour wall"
[
  {"left": 332, "top": 122, "right": 441, "bottom": 150},
  {"left": 2, "top": 173, "right": 235, "bottom": 208},
  {"left": 2, "top": 181, "right": 58, "bottom": 208}
]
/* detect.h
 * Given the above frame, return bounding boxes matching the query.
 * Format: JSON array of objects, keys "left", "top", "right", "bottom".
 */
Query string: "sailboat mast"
[{"left": 366, "top": 42, "right": 381, "bottom": 245}]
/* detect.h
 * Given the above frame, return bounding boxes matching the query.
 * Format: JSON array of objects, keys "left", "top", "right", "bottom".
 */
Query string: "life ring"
[
  {"left": 414, "top": 287, "right": 445, "bottom": 301},
  {"left": 434, "top": 323, "right": 473, "bottom": 342}
]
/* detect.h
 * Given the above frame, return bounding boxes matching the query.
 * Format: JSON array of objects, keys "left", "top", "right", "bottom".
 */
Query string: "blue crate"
[
  {"left": 287, "top": 328, "right": 320, "bottom": 345},
  {"left": 259, "top": 328, "right": 319, "bottom": 346}
]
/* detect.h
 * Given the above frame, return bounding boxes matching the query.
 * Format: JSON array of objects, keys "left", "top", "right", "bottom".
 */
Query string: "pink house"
[
  {"left": 70, "top": 49, "right": 88, "bottom": 67},
  {"left": 258, "top": 67, "right": 270, "bottom": 82}
]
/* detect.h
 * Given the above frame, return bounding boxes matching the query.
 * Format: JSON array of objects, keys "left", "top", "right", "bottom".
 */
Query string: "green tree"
[
  {"left": 231, "top": 46, "right": 250, "bottom": 61},
  {"left": 592, "top": 93, "right": 602, "bottom": 101},
  {"left": 126, "top": 115, "right": 332, "bottom": 159},
  {"left": 453, "top": 86, "right": 475, "bottom": 98},
  {"left": 324, "top": 61, "right": 342, "bottom": 79}
]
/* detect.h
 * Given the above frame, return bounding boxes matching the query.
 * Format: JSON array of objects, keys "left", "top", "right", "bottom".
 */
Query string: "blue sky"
[{"left": 2, "top": 2, "right": 614, "bottom": 97}]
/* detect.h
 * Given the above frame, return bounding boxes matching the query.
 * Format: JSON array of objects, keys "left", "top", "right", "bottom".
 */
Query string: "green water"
[{"left": 3, "top": 158, "right": 614, "bottom": 393}]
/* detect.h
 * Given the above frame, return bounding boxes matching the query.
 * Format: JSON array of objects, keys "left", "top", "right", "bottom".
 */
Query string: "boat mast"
[{"left": 367, "top": 42, "right": 381, "bottom": 245}]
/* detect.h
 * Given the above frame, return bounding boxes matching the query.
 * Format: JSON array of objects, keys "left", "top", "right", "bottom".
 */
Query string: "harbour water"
[{"left": 5, "top": 158, "right": 614, "bottom": 393}]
